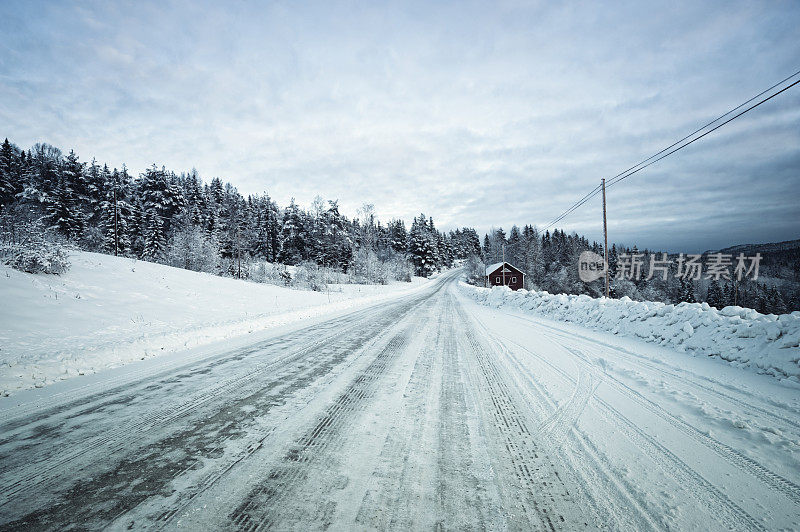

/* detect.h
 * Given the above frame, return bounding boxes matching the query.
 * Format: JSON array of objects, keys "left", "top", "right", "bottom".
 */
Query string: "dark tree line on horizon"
[
  {"left": 0, "top": 137, "right": 796, "bottom": 313},
  {"left": 0, "top": 138, "right": 483, "bottom": 285},
  {"left": 474, "top": 225, "right": 797, "bottom": 314}
]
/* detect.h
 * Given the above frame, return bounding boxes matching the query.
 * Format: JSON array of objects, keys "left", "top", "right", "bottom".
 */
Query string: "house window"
[
  {"left": 512, "top": 277, "right": 516, "bottom": 283},
  {"left": 496, "top": 277, "right": 501, "bottom": 283}
]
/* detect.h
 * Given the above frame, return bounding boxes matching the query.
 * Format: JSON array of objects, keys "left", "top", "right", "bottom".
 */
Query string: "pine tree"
[
  {"left": 770, "top": 287, "right": 788, "bottom": 315},
  {"left": 83, "top": 158, "right": 104, "bottom": 222},
  {"left": 99, "top": 194, "right": 131, "bottom": 255},
  {"left": 208, "top": 177, "right": 225, "bottom": 206},
  {"left": 490, "top": 227, "right": 507, "bottom": 265},
  {"left": 278, "top": 199, "right": 307, "bottom": 264},
  {"left": 754, "top": 285, "right": 768, "bottom": 314},
  {"left": 139, "top": 165, "right": 185, "bottom": 229},
  {"left": 128, "top": 198, "right": 147, "bottom": 256},
  {"left": 0, "top": 138, "right": 20, "bottom": 209},
  {"left": 226, "top": 195, "right": 250, "bottom": 278},
  {"left": 706, "top": 279, "right": 722, "bottom": 309},
  {"left": 142, "top": 209, "right": 166, "bottom": 261},
  {"left": 251, "top": 197, "right": 273, "bottom": 260},
  {"left": 321, "top": 200, "right": 351, "bottom": 269},
  {"left": 722, "top": 282, "right": 732, "bottom": 307},
  {"left": 388, "top": 219, "right": 407, "bottom": 254},
  {"left": 47, "top": 171, "right": 85, "bottom": 239},
  {"left": 679, "top": 277, "right": 696, "bottom": 303},
  {"left": 205, "top": 207, "right": 221, "bottom": 238},
  {"left": 508, "top": 225, "right": 522, "bottom": 266},
  {"left": 408, "top": 214, "right": 438, "bottom": 277},
  {"left": 608, "top": 244, "right": 619, "bottom": 280},
  {"left": 521, "top": 225, "right": 543, "bottom": 286},
  {"left": 266, "top": 197, "right": 281, "bottom": 262},
  {"left": 61, "top": 150, "right": 88, "bottom": 196}
]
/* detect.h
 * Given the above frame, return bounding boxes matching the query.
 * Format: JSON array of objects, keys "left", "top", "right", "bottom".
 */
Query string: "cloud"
[{"left": 1, "top": 0, "right": 798, "bottom": 252}]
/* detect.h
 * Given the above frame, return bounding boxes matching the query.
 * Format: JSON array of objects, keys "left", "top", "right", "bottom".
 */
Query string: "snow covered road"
[{"left": 1, "top": 269, "right": 798, "bottom": 530}]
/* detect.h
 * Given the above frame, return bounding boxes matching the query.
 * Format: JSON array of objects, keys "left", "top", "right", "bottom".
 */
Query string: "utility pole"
[
  {"left": 602, "top": 178, "right": 609, "bottom": 298},
  {"left": 113, "top": 185, "right": 119, "bottom": 257},
  {"left": 502, "top": 244, "right": 506, "bottom": 287}
]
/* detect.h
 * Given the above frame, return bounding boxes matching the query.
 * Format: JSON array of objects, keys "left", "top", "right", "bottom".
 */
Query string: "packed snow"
[
  {"left": 3, "top": 272, "right": 799, "bottom": 530},
  {"left": 462, "top": 284, "right": 800, "bottom": 383},
  {"left": 0, "top": 251, "right": 429, "bottom": 395}
]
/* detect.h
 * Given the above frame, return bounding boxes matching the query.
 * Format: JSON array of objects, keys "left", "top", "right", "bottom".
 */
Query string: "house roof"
[
  {"left": 485, "top": 262, "right": 524, "bottom": 276},
  {"left": 485, "top": 262, "right": 504, "bottom": 275}
]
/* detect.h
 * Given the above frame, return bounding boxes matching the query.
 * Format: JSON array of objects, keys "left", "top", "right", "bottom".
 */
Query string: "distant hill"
[
  {"left": 711, "top": 239, "right": 800, "bottom": 284},
  {"left": 711, "top": 239, "right": 800, "bottom": 256},
  {"left": 693, "top": 239, "right": 799, "bottom": 312}
]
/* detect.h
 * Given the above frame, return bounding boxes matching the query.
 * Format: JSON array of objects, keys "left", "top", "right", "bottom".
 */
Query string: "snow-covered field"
[
  {"left": 0, "top": 252, "right": 428, "bottom": 395},
  {"left": 463, "top": 284, "right": 800, "bottom": 384}
]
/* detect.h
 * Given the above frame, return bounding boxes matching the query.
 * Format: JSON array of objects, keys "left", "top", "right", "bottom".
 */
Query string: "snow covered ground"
[
  {"left": 463, "top": 284, "right": 800, "bottom": 384},
  {"left": 0, "top": 251, "right": 428, "bottom": 395},
  {"left": 456, "top": 288, "right": 800, "bottom": 530},
  {"left": 0, "top": 270, "right": 798, "bottom": 530}
]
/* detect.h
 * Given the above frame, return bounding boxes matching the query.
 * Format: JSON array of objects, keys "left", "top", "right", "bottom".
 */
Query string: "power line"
[
  {"left": 542, "top": 70, "right": 800, "bottom": 230},
  {"left": 606, "top": 76, "right": 800, "bottom": 189},
  {"left": 544, "top": 183, "right": 606, "bottom": 229},
  {"left": 605, "top": 68, "right": 800, "bottom": 189},
  {"left": 544, "top": 183, "right": 602, "bottom": 229}
]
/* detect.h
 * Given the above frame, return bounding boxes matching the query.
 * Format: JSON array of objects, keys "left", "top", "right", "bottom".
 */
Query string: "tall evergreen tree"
[
  {"left": 408, "top": 214, "right": 438, "bottom": 277},
  {"left": 706, "top": 279, "right": 722, "bottom": 309},
  {"left": 142, "top": 209, "right": 166, "bottom": 261},
  {"left": 0, "top": 138, "right": 21, "bottom": 209},
  {"left": 278, "top": 199, "right": 307, "bottom": 264},
  {"left": 388, "top": 219, "right": 407, "bottom": 254},
  {"left": 679, "top": 277, "right": 696, "bottom": 304},
  {"left": 47, "top": 156, "right": 85, "bottom": 239}
]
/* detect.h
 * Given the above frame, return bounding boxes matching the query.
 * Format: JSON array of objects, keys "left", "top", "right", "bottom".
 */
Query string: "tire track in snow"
[
  {"left": 139, "top": 322, "right": 408, "bottom": 530},
  {"left": 435, "top": 297, "right": 497, "bottom": 530},
  {"left": 0, "top": 308, "right": 383, "bottom": 511},
  {"left": 459, "top": 300, "right": 662, "bottom": 531},
  {"left": 453, "top": 302, "right": 588, "bottom": 530},
  {"left": 561, "top": 342, "right": 800, "bottom": 508},
  {"left": 140, "top": 288, "right": 443, "bottom": 531},
  {"left": 0, "top": 305, "right": 372, "bottom": 460},
  {"left": 532, "top": 363, "right": 600, "bottom": 445},
  {"left": 0, "top": 286, "right": 438, "bottom": 530},
  {"left": 494, "top": 332, "right": 766, "bottom": 531},
  {"left": 353, "top": 301, "right": 445, "bottom": 529},
  {"left": 0, "top": 306, "right": 367, "bottom": 431},
  {"left": 503, "top": 312, "right": 800, "bottom": 435},
  {"left": 226, "top": 317, "right": 422, "bottom": 530}
]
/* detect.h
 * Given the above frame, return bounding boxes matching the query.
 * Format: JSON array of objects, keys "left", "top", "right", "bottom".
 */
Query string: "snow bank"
[
  {"left": 462, "top": 284, "right": 800, "bottom": 382},
  {"left": 0, "top": 252, "right": 428, "bottom": 395}
]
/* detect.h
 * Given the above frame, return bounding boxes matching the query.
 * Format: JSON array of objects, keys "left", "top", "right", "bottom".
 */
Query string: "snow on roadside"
[
  {"left": 461, "top": 283, "right": 800, "bottom": 383},
  {"left": 0, "top": 251, "right": 428, "bottom": 395}
]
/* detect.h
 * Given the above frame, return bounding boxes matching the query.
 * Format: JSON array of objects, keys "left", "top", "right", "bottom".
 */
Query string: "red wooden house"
[{"left": 485, "top": 262, "right": 525, "bottom": 290}]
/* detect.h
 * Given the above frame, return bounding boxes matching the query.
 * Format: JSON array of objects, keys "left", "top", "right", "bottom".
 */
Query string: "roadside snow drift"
[
  {"left": 463, "top": 284, "right": 800, "bottom": 382},
  {"left": 0, "top": 252, "right": 427, "bottom": 395}
]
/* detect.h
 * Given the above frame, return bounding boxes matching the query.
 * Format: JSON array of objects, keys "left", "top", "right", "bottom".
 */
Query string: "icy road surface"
[{"left": 1, "top": 269, "right": 799, "bottom": 530}]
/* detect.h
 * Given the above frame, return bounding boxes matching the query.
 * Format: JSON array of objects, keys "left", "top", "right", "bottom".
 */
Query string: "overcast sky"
[{"left": 1, "top": 0, "right": 798, "bottom": 252}]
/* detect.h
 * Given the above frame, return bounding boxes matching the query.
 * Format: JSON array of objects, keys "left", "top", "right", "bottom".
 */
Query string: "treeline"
[
  {"left": 470, "top": 225, "right": 797, "bottom": 314},
  {"left": 0, "top": 138, "right": 481, "bottom": 285},
  {"left": 3, "top": 137, "right": 794, "bottom": 312}
]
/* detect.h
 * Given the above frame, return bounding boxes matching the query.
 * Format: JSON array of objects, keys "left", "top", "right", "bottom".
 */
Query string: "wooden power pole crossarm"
[{"left": 602, "top": 178, "right": 609, "bottom": 298}]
